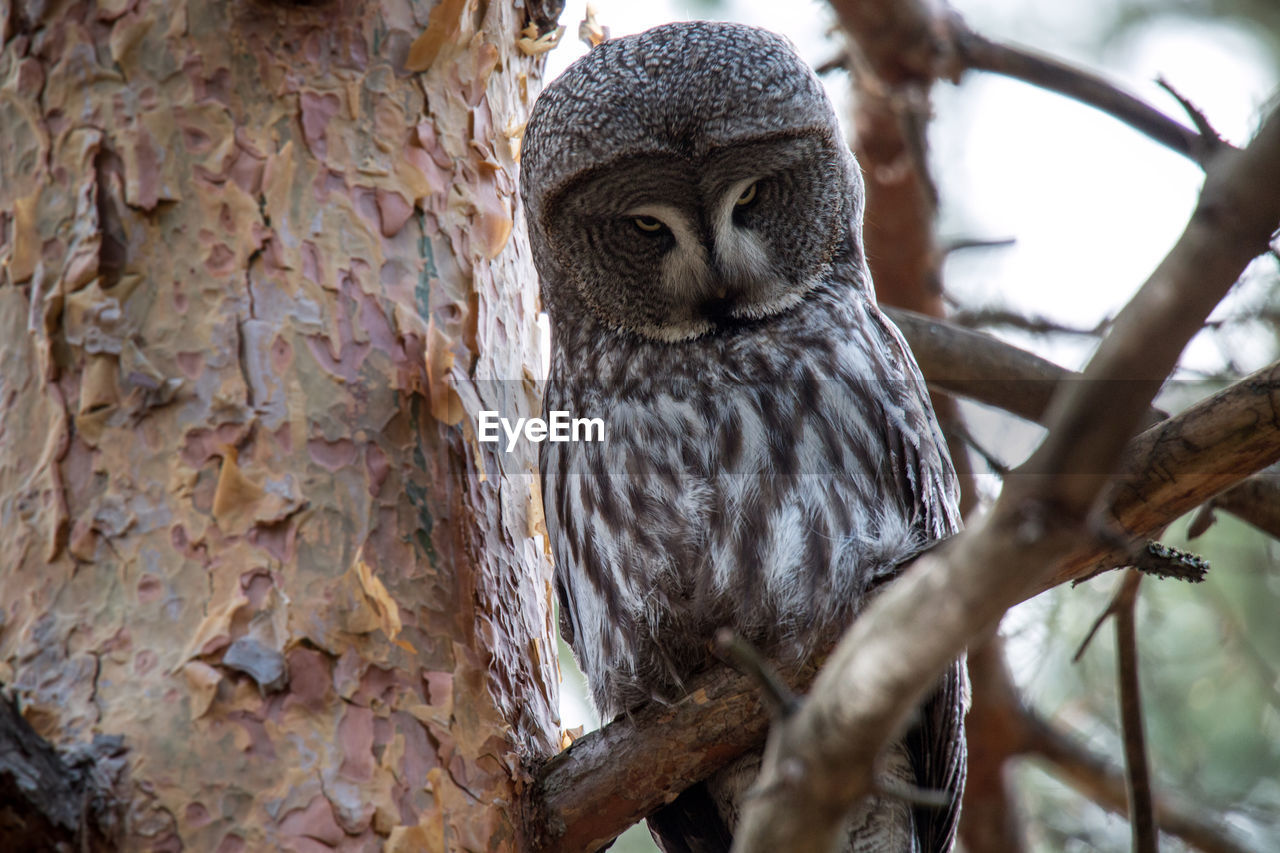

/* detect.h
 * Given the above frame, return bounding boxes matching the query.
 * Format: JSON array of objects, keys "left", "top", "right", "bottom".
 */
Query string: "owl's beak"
[{"left": 699, "top": 276, "right": 745, "bottom": 322}]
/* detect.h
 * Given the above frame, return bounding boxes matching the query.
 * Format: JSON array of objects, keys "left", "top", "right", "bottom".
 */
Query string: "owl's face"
[{"left": 521, "top": 22, "right": 860, "bottom": 342}]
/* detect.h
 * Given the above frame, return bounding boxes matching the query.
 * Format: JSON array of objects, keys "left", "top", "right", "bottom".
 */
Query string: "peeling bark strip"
[{"left": 1, "top": 1, "right": 555, "bottom": 851}]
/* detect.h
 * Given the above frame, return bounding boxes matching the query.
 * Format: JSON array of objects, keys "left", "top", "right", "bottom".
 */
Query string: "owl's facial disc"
[
  {"left": 542, "top": 134, "right": 848, "bottom": 342},
  {"left": 618, "top": 174, "right": 817, "bottom": 340}
]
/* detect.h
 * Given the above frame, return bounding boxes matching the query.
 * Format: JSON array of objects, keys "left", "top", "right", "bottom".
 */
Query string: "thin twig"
[
  {"left": 1114, "top": 571, "right": 1158, "bottom": 853},
  {"left": 714, "top": 629, "right": 800, "bottom": 718},
  {"left": 1072, "top": 594, "right": 1119, "bottom": 664},
  {"left": 884, "top": 306, "right": 1160, "bottom": 429},
  {"left": 1068, "top": 571, "right": 1160, "bottom": 845},
  {"left": 951, "top": 307, "right": 1109, "bottom": 338},
  {"left": 940, "top": 236, "right": 1017, "bottom": 256},
  {"left": 943, "top": 414, "right": 1011, "bottom": 477},
  {"left": 1023, "top": 709, "right": 1256, "bottom": 853},
  {"left": 874, "top": 774, "right": 952, "bottom": 809},
  {"left": 815, "top": 51, "right": 850, "bottom": 76},
  {"left": 1156, "top": 77, "right": 1224, "bottom": 151},
  {"left": 975, "top": 639, "right": 1257, "bottom": 853}
]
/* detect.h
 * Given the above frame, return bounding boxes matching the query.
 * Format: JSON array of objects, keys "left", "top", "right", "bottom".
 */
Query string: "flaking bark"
[{"left": 0, "top": 1, "right": 556, "bottom": 849}]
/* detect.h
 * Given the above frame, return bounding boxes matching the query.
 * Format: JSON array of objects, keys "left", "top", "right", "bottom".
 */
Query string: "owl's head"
[{"left": 520, "top": 22, "right": 864, "bottom": 342}]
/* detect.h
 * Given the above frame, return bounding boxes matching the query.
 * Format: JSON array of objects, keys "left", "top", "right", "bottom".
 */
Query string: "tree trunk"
[{"left": 0, "top": 1, "right": 557, "bottom": 850}]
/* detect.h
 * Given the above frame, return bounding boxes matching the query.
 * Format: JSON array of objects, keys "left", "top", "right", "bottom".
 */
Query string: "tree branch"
[
  {"left": 970, "top": 641, "right": 1256, "bottom": 853},
  {"left": 1113, "top": 572, "right": 1158, "bottom": 853},
  {"left": 1023, "top": 712, "right": 1256, "bottom": 853},
  {"left": 950, "top": 306, "right": 1110, "bottom": 338},
  {"left": 528, "top": 659, "right": 816, "bottom": 852},
  {"left": 886, "top": 306, "right": 1280, "bottom": 544},
  {"left": 730, "top": 99, "right": 1280, "bottom": 852},
  {"left": 826, "top": 0, "right": 1216, "bottom": 163},
  {"left": 960, "top": 638, "right": 1028, "bottom": 853},
  {"left": 884, "top": 306, "right": 1139, "bottom": 427},
  {"left": 0, "top": 694, "right": 122, "bottom": 851},
  {"left": 951, "top": 27, "right": 1215, "bottom": 163},
  {"left": 1201, "top": 471, "right": 1280, "bottom": 542}
]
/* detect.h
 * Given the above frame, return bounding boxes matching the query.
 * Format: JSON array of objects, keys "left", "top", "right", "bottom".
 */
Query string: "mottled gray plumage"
[{"left": 520, "top": 21, "right": 966, "bottom": 853}]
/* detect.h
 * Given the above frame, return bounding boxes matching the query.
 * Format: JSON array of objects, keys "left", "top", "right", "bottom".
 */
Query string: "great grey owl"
[{"left": 520, "top": 21, "right": 966, "bottom": 853}]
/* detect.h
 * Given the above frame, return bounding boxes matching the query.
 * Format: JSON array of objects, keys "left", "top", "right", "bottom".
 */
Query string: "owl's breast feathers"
[
  {"left": 544, "top": 282, "right": 958, "bottom": 704},
  {"left": 542, "top": 281, "right": 964, "bottom": 852}
]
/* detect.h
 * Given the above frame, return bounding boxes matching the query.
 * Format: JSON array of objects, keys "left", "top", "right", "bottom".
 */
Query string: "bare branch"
[
  {"left": 529, "top": 660, "right": 815, "bottom": 853},
  {"left": 884, "top": 306, "right": 1162, "bottom": 429},
  {"left": 1113, "top": 572, "right": 1158, "bottom": 853},
  {"left": 1156, "top": 77, "right": 1224, "bottom": 149},
  {"left": 0, "top": 694, "right": 122, "bottom": 852},
  {"left": 730, "top": 99, "right": 1280, "bottom": 853},
  {"left": 950, "top": 306, "right": 1109, "bottom": 338},
  {"left": 950, "top": 26, "right": 1215, "bottom": 164},
  {"left": 887, "top": 307, "right": 1280, "bottom": 543},
  {"left": 959, "top": 639, "right": 1029, "bottom": 853},
  {"left": 944, "top": 414, "right": 1011, "bottom": 477},
  {"left": 815, "top": 51, "right": 850, "bottom": 77},
  {"left": 827, "top": 0, "right": 1216, "bottom": 163},
  {"left": 968, "top": 640, "right": 1255, "bottom": 853},
  {"left": 940, "top": 236, "right": 1017, "bottom": 256},
  {"left": 715, "top": 629, "right": 801, "bottom": 718},
  {"left": 1024, "top": 713, "right": 1256, "bottom": 853},
  {"left": 1203, "top": 473, "right": 1280, "bottom": 542},
  {"left": 1048, "top": 358, "right": 1280, "bottom": 591},
  {"left": 1072, "top": 586, "right": 1120, "bottom": 664}
]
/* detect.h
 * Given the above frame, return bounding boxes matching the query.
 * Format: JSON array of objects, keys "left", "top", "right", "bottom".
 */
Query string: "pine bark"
[{"left": 0, "top": 1, "right": 557, "bottom": 849}]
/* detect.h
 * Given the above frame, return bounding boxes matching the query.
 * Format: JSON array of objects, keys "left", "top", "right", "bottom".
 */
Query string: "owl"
[{"left": 520, "top": 21, "right": 966, "bottom": 853}]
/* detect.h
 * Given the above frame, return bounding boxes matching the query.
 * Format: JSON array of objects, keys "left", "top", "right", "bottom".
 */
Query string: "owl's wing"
[
  {"left": 905, "top": 653, "right": 968, "bottom": 853},
  {"left": 646, "top": 781, "right": 734, "bottom": 853},
  {"left": 867, "top": 305, "right": 967, "bottom": 851}
]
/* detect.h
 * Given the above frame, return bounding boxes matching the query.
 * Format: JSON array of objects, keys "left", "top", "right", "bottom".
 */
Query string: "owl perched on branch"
[{"left": 520, "top": 21, "right": 966, "bottom": 853}]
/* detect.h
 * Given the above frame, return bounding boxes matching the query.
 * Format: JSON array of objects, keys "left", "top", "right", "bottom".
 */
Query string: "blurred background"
[{"left": 540, "top": 2, "right": 1280, "bottom": 850}]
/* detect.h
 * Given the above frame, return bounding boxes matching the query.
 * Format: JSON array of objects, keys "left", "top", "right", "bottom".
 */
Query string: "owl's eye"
[
  {"left": 633, "top": 216, "right": 665, "bottom": 233},
  {"left": 735, "top": 182, "right": 758, "bottom": 207}
]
